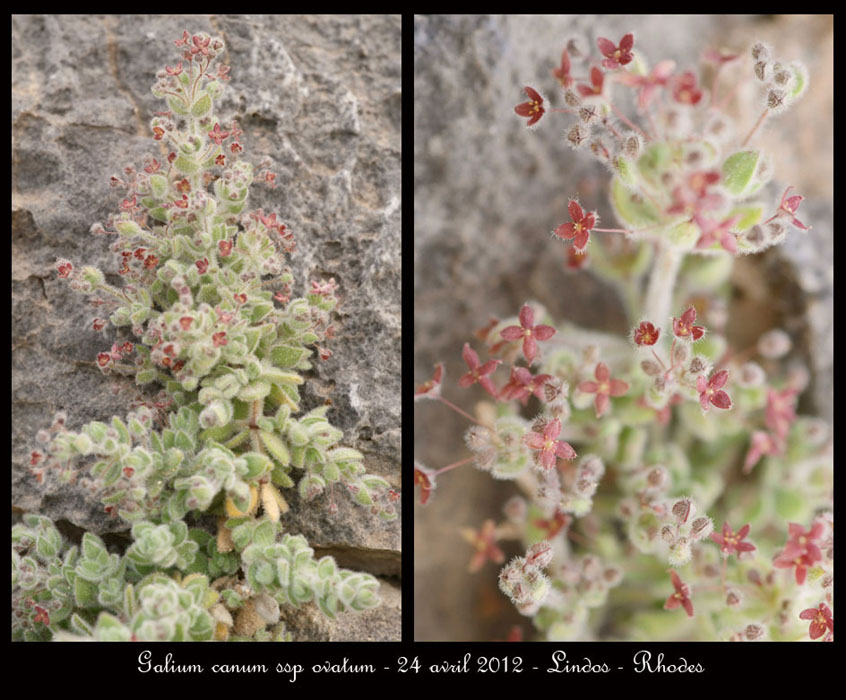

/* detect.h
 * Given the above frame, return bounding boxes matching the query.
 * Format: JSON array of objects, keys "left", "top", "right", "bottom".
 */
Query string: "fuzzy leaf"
[{"left": 722, "top": 150, "right": 759, "bottom": 196}]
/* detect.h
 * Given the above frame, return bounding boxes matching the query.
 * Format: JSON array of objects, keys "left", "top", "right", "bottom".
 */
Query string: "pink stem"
[
  {"left": 435, "top": 455, "right": 476, "bottom": 476},
  {"left": 742, "top": 108, "right": 769, "bottom": 148},
  {"left": 437, "top": 395, "right": 488, "bottom": 427},
  {"left": 607, "top": 100, "right": 651, "bottom": 141}
]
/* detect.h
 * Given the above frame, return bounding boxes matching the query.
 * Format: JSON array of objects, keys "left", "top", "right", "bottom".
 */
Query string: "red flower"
[
  {"left": 153, "top": 126, "right": 165, "bottom": 140},
  {"left": 144, "top": 254, "right": 159, "bottom": 269},
  {"left": 577, "top": 66, "right": 605, "bottom": 97},
  {"left": 174, "top": 31, "right": 191, "bottom": 47},
  {"left": 799, "top": 603, "right": 833, "bottom": 640},
  {"left": 191, "top": 34, "right": 211, "bottom": 56},
  {"left": 33, "top": 605, "right": 51, "bottom": 626},
  {"left": 552, "top": 48, "right": 573, "bottom": 88},
  {"left": 664, "top": 570, "right": 694, "bottom": 617},
  {"left": 175, "top": 178, "right": 191, "bottom": 193},
  {"left": 633, "top": 321, "right": 660, "bottom": 346},
  {"left": 212, "top": 331, "right": 228, "bottom": 347},
  {"left": 414, "top": 461, "right": 436, "bottom": 505},
  {"left": 532, "top": 509, "right": 570, "bottom": 539},
  {"left": 92, "top": 318, "right": 107, "bottom": 331},
  {"left": 56, "top": 260, "right": 73, "bottom": 278},
  {"left": 565, "top": 245, "right": 589, "bottom": 269},
  {"left": 230, "top": 141, "right": 243, "bottom": 155},
  {"left": 165, "top": 62, "right": 183, "bottom": 76},
  {"left": 97, "top": 352, "right": 112, "bottom": 368},
  {"left": 218, "top": 240, "right": 232, "bottom": 257},
  {"left": 597, "top": 33, "right": 634, "bottom": 70},
  {"left": 208, "top": 123, "right": 230, "bottom": 145},
  {"left": 414, "top": 362, "right": 444, "bottom": 401},
  {"left": 776, "top": 186, "right": 810, "bottom": 230},
  {"left": 195, "top": 258, "right": 209, "bottom": 274},
  {"left": 179, "top": 316, "right": 193, "bottom": 331},
  {"left": 554, "top": 200, "right": 597, "bottom": 252},
  {"left": 461, "top": 519, "right": 506, "bottom": 572},
  {"left": 215, "top": 154, "right": 226, "bottom": 166},
  {"left": 514, "top": 86, "right": 545, "bottom": 127},
  {"left": 499, "top": 304, "right": 556, "bottom": 364},
  {"left": 710, "top": 522, "right": 755, "bottom": 556},
  {"left": 696, "top": 369, "right": 732, "bottom": 411},
  {"left": 578, "top": 362, "right": 629, "bottom": 418},
  {"left": 672, "top": 306, "right": 705, "bottom": 341},
  {"left": 667, "top": 170, "right": 723, "bottom": 217},
  {"left": 499, "top": 367, "right": 553, "bottom": 404},
  {"left": 523, "top": 418, "right": 577, "bottom": 470},
  {"left": 458, "top": 343, "right": 500, "bottom": 398},
  {"left": 672, "top": 71, "right": 703, "bottom": 105}
]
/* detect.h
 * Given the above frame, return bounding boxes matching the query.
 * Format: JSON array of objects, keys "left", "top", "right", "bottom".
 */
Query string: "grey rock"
[{"left": 12, "top": 14, "right": 400, "bottom": 641}]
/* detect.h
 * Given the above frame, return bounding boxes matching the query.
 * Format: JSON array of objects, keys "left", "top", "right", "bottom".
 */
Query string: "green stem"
[{"left": 643, "top": 241, "right": 682, "bottom": 326}]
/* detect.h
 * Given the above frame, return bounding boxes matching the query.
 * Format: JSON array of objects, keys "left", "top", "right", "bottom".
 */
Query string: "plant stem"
[
  {"left": 435, "top": 455, "right": 476, "bottom": 475},
  {"left": 437, "top": 395, "right": 490, "bottom": 427},
  {"left": 742, "top": 108, "right": 769, "bottom": 148},
  {"left": 643, "top": 241, "right": 682, "bottom": 326}
]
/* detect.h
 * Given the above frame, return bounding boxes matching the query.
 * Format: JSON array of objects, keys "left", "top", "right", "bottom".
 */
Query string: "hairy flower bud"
[{"left": 757, "top": 329, "right": 791, "bottom": 358}]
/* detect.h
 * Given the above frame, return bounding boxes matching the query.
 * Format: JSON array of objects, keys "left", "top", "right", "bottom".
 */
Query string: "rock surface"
[
  {"left": 12, "top": 14, "right": 401, "bottom": 641},
  {"left": 414, "top": 14, "right": 831, "bottom": 641}
]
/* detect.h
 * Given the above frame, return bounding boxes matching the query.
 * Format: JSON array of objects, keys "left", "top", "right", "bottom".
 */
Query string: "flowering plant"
[
  {"left": 415, "top": 30, "right": 831, "bottom": 642},
  {"left": 13, "top": 31, "right": 397, "bottom": 642}
]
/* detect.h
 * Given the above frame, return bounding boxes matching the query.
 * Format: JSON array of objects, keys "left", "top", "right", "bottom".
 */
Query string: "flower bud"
[
  {"left": 750, "top": 42, "right": 770, "bottom": 61},
  {"left": 623, "top": 133, "right": 642, "bottom": 159},
  {"left": 690, "top": 516, "right": 714, "bottom": 540},
  {"left": 661, "top": 524, "right": 676, "bottom": 543},
  {"left": 757, "top": 329, "right": 791, "bottom": 358},
  {"left": 766, "top": 89, "right": 788, "bottom": 112},
  {"left": 564, "top": 89, "right": 581, "bottom": 107},
  {"left": 738, "top": 361, "right": 766, "bottom": 387},
  {"left": 744, "top": 623, "right": 765, "bottom": 641},
  {"left": 671, "top": 497, "right": 695, "bottom": 524},
  {"left": 641, "top": 359, "right": 661, "bottom": 376},
  {"left": 725, "top": 588, "right": 742, "bottom": 607},
  {"left": 672, "top": 341, "right": 690, "bottom": 366},
  {"left": 526, "top": 541, "right": 554, "bottom": 569},
  {"left": 566, "top": 123, "right": 589, "bottom": 149}
]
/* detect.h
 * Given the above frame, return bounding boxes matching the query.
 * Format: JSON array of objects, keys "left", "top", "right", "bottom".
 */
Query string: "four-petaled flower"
[
  {"left": 191, "top": 34, "right": 211, "bottom": 56},
  {"left": 414, "top": 461, "right": 437, "bottom": 505},
  {"left": 633, "top": 321, "right": 660, "bottom": 346},
  {"left": 554, "top": 200, "right": 597, "bottom": 252},
  {"left": 664, "top": 570, "right": 694, "bottom": 617},
  {"left": 773, "top": 520, "right": 826, "bottom": 585},
  {"left": 212, "top": 331, "right": 227, "bottom": 347},
  {"left": 514, "top": 86, "right": 545, "bottom": 127},
  {"left": 799, "top": 603, "right": 833, "bottom": 640},
  {"left": 56, "top": 260, "right": 73, "bottom": 278},
  {"left": 672, "top": 306, "right": 705, "bottom": 341},
  {"left": 414, "top": 363, "right": 444, "bottom": 401},
  {"left": 776, "top": 186, "right": 810, "bottom": 230},
  {"left": 617, "top": 60, "right": 675, "bottom": 111},
  {"left": 597, "top": 33, "right": 634, "bottom": 70},
  {"left": 461, "top": 519, "right": 506, "bottom": 573},
  {"left": 499, "top": 367, "right": 553, "bottom": 404},
  {"left": 500, "top": 304, "right": 556, "bottom": 364},
  {"left": 743, "top": 430, "right": 780, "bottom": 473},
  {"left": 195, "top": 258, "right": 209, "bottom": 274},
  {"left": 697, "top": 369, "right": 732, "bottom": 411},
  {"left": 672, "top": 71, "right": 703, "bottom": 105},
  {"left": 152, "top": 126, "right": 165, "bottom": 140},
  {"left": 694, "top": 214, "right": 741, "bottom": 254},
  {"left": 218, "top": 240, "right": 232, "bottom": 257},
  {"left": 710, "top": 522, "right": 755, "bottom": 555},
  {"left": 33, "top": 605, "right": 51, "bottom": 626},
  {"left": 552, "top": 48, "right": 573, "bottom": 88},
  {"left": 577, "top": 66, "right": 605, "bottom": 97},
  {"left": 523, "top": 418, "right": 577, "bottom": 470},
  {"left": 578, "top": 362, "right": 629, "bottom": 418},
  {"left": 208, "top": 123, "right": 229, "bottom": 145},
  {"left": 165, "top": 62, "right": 183, "bottom": 76},
  {"left": 458, "top": 343, "right": 501, "bottom": 398}
]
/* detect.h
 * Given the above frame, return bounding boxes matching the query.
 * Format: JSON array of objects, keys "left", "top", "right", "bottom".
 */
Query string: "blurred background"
[{"left": 414, "top": 14, "right": 832, "bottom": 641}]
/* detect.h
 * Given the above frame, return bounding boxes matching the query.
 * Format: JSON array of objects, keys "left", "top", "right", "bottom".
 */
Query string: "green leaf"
[
  {"left": 173, "top": 155, "right": 199, "bottom": 176},
  {"left": 722, "top": 150, "right": 759, "bottom": 196},
  {"left": 237, "top": 381, "right": 271, "bottom": 402},
  {"left": 271, "top": 465, "right": 295, "bottom": 488},
  {"left": 727, "top": 205, "right": 763, "bottom": 232},
  {"left": 610, "top": 176, "right": 661, "bottom": 228},
  {"left": 167, "top": 95, "right": 189, "bottom": 116},
  {"left": 242, "top": 452, "right": 273, "bottom": 479},
  {"left": 260, "top": 430, "right": 291, "bottom": 466},
  {"left": 150, "top": 174, "right": 169, "bottom": 199},
  {"left": 74, "top": 577, "right": 99, "bottom": 608},
  {"left": 271, "top": 345, "right": 307, "bottom": 368},
  {"left": 253, "top": 520, "right": 276, "bottom": 547},
  {"left": 191, "top": 93, "right": 212, "bottom": 118}
]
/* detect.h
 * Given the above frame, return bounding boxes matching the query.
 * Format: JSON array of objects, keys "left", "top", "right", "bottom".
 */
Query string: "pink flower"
[
  {"left": 776, "top": 186, "right": 810, "bottom": 230},
  {"left": 578, "top": 362, "right": 629, "bottom": 418},
  {"left": 458, "top": 343, "right": 500, "bottom": 398},
  {"left": 743, "top": 430, "right": 780, "bottom": 474},
  {"left": 414, "top": 363, "right": 444, "bottom": 401},
  {"left": 672, "top": 71, "right": 703, "bottom": 105},
  {"left": 499, "top": 304, "right": 557, "bottom": 364},
  {"left": 799, "top": 603, "right": 833, "bottom": 640},
  {"left": 212, "top": 331, "right": 228, "bottom": 347},
  {"left": 765, "top": 386, "right": 799, "bottom": 445},
  {"left": 632, "top": 321, "right": 660, "bottom": 346},
  {"left": 696, "top": 369, "right": 732, "bottom": 411},
  {"left": 666, "top": 170, "right": 723, "bottom": 217},
  {"left": 773, "top": 520, "right": 826, "bottom": 585},
  {"left": 522, "top": 418, "right": 577, "bottom": 470},
  {"left": 694, "top": 214, "right": 741, "bottom": 254},
  {"left": 461, "top": 519, "right": 506, "bottom": 572},
  {"left": 554, "top": 200, "right": 597, "bottom": 252},
  {"left": 499, "top": 367, "right": 553, "bottom": 404},
  {"left": 577, "top": 66, "right": 604, "bottom": 98},
  {"left": 664, "top": 570, "right": 694, "bottom": 617},
  {"left": 552, "top": 48, "right": 573, "bottom": 88},
  {"left": 672, "top": 306, "right": 705, "bottom": 342},
  {"left": 414, "top": 462, "right": 436, "bottom": 505},
  {"left": 597, "top": 33, "right": 634, "bottom": 70},
  {"left": 195, "top": 257, "right": 210, "bottom": 274},
  {"left": 56, "top": 260, "right": 74, "bottom": 278},
  {"left": 710, "top": 522, "right": 755, "bottom": 556},
  {"left": 617, "top": 60, "right": 675, "bottom": 111},
  {"left": 514, "top": 86, "right": 545, "bottom": 127},
  {"left": 208, "top": 123, "right": 230, "bottom": 145},
  {"left": 33, "top": 605, "right": 51, "bottom": 626}
]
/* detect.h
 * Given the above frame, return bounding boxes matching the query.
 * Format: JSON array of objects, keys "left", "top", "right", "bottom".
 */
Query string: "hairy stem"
[{"left": 643, "top": 241, "right": 682, "bottom": 326}]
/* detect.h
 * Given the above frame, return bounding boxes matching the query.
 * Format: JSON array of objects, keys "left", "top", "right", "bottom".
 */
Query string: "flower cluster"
[
  {"left": 14, "top": 32, "right": 396, "bottom": 642},
  {"left": 415, "top": 29, "right": 831, "bottom": 642}
]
